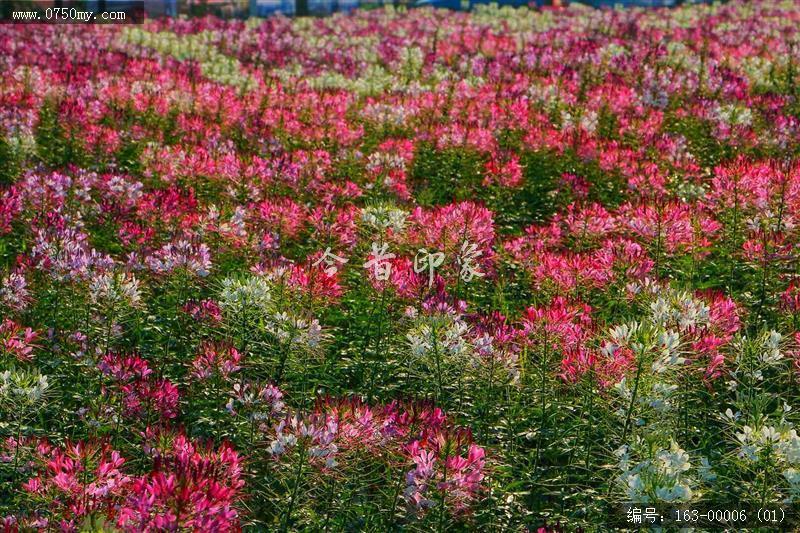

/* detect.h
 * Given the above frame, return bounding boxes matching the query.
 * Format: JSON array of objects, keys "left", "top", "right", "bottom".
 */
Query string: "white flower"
[
  {"left": 761, "top": 330, "right": 783, "bottom": 364},
  {"left": 778, "top": 430, "right": 800, "bottom": 464},
  {"left": 614, "top": 377, "right": 631, "bottom": 401},
  {"left": 407, "top": 325, "right": 433, "bottom": 358},
  {"left": 699, "top": 457, "right": 716, "bottom": 481},
  {"left": 652, "top": 329, "right": 685, "bottom": 372},
  {"left": 609, "top": 323, "right": 637, "bottom": 345},
  {"left": 89, "top": 271, "right": 141, "bottom": 308},
  {"left": 0, "top": 369, "right": 51, "bottom": 414},
  {"left": 724, "top": 408, "right": 740, "bottom": 421},
  {"left": 761, "top": 426, "right": 781, "bottom": 443},
  {"left": 649, "top": 382, "right": 678, "bottom": 411},
  {"left": 658, "top": 443, "right": 691, "bottom": 475},
  {"left": 656, "top": 484, "right": 692, "bottom": 502},
  {"left": 659, "top": 330, "right": 681, "bottom": 355},
  {"left": 650, "top": 297, "right": 671, "bottom": 325},
  {"left": 625, "top": 473, "right": 646, "bottom": 502},
  {"left": 219, "top": 275, "right": 272, "bottom": 315},
  {"left": 306, "top": 319, "right": 323, "bottom": 349},
  {"left": 615, "top": 445, "right": 631, "bottom": 471},
  {"left": 738, "top": 444, "right": 758, "bottom": 462},
  {"left": 784, "top": 468, "right": 800, "bottom": 485}
]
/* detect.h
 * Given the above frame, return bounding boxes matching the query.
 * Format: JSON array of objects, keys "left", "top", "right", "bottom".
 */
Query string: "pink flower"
[
  {"left": 0, "top": 319, "right": 38, "bottom": 361},
  {"left": 145, "top": 239, "right": 212, "bottom": 277},
  {"left": 117, "top": 436, "right": 244, "bottom": 532},
  {"left": 190, "top": 342, "right": 242, "bottom": 380},
  {"left": 183, "top": 299, "right": 223, "bottom": 323},
  {"left": 99, "top": 353, "right": 179, "bottom": 420}
]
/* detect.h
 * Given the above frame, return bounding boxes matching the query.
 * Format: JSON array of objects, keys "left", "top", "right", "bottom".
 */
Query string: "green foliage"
[
  {"left": 34, "top": 99, "right": 87, "bottom": 169},
  {"left": 410, "top": 143, "right": 486, "bottom": 206},
  {"left": 0, "top": 135, "right": 20, "bottom": 185}
]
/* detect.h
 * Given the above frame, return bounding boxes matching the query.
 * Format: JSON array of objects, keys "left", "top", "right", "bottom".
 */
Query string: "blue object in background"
[
  {"left": 413, "top": 0, "right": 468, "bottom": 10},
  {"left": 412, "top": 0, "right": 558, "bottom": 9},
  {"left": 140, "top": 0, "right": 705, "bottom": 19},
  {"left": 86, "top": 0, "right": 166, "bottom": 17},
  {"left": 469, "top": 0, "right": 538, "bottom": 7},
  {"left": 254, "top": 0, "right": 296, "bottom": 15},
  {"left": 337, "top": 0, "right": 361, "bottom": 13},
  {"left": 306, "top": 0, "right": 361, "bottom": 15},
  {"left": 581, "top": 0, "right": 679, "bottom": 7},
  {"left": 307, "top": 0, "right": 333, "bottom": 15},
  {"left": 164, "top": 0, "right": 177, "bottom": 16}
]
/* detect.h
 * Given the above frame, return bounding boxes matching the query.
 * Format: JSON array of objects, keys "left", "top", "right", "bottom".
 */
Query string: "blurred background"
[
  {"left": 5, "top": 0, "right": 712, "bottom": 21},
  {"left": 155, "top": 0, "right": 703, "bottom": 17}
]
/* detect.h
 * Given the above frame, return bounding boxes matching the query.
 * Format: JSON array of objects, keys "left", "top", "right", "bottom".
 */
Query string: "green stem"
[
  {"left": 584, "top": 370, "right": 595, "bottom": 470},
  {"left": 432, "top": 324, "right": 443, "bottom": 401},
  {"left": 621, "top": 347, "right": 646, "bottom": 447},
  {"left": 280, "top": 443, "right": 307, "bottom": 533}
]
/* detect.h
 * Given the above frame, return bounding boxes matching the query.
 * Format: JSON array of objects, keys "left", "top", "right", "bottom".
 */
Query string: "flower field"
[{"left": 2, "top": 0, "right": 800, "bottom": 529}]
